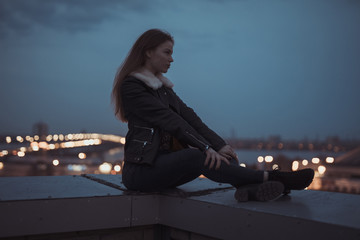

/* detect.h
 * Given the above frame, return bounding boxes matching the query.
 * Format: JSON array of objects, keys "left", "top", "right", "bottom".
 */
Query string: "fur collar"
[{"left": 130, "top": 68, "right": 174, "bottom": 90}]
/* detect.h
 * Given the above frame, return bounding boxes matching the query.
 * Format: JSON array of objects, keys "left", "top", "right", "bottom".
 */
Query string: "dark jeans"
[{"left": 122, "top": 148, "right": 264, "bottom": 191}]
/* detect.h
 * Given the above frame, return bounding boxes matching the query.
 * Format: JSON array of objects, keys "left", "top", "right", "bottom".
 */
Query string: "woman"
[{"left": 112, "top": 29, "right": 314, "bottom": 201}]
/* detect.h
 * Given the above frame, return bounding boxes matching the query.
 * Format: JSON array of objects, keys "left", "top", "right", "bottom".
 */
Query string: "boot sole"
[{"left": 235, "top": 181, "right": 284, "bottom": 202}]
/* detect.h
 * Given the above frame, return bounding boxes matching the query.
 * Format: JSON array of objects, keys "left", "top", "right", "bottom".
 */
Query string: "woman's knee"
[
  {"left": 185, "top": 148, "right": 206, "bottom": 160},
  {"left": 229, "top": 158, "right": 239, "bottom": 166},
  {"left": 177, "top": 148, "right": 206, "bottom": 168}
]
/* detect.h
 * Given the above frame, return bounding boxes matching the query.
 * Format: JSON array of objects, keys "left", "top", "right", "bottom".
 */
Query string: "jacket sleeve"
[
  {"left": 121, "top": 78, "right": 211, "bottom": 152},
  {"left": 169, "top": 89, "right": 227, "bottom": 151}
]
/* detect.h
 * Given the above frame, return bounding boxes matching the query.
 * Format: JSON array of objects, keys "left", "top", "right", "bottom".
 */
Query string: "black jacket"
[{"left": 121, "top": 76, "right": 227, "bottom": 165}]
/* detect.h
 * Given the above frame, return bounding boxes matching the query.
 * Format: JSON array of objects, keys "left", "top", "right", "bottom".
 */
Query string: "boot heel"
[
  {"left": 234, "top": 187, "right": 249, "bottom": 202},
  {"left": 253, "top": 181, "right": 284, "bottom": 201},
  {"left": 235, "top": 181, "right": 284, "bottom": 202}
]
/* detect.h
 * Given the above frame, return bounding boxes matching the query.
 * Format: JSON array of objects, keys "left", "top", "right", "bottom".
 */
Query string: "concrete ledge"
[{"left": 0, "top": 175, "right": 360, "bottom": 240}]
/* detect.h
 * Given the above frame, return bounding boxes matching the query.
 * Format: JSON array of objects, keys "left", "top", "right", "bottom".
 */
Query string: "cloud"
[{"left": 0, "top": 0, "right": 151, "bottom": 37}]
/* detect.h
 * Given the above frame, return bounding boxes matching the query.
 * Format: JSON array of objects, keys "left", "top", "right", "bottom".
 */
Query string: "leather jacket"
[{"left": 121, "top": 76, "right": 227, "bottom": 165}]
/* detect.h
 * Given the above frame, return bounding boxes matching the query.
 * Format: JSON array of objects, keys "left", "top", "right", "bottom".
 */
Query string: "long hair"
[{"left": 111, "top": 29, "right": 174, "bottom": 122}]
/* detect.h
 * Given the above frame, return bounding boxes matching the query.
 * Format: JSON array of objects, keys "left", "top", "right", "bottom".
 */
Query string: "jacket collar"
[{"left": 130, "top": 68, "right": 174, "bottom": 90}]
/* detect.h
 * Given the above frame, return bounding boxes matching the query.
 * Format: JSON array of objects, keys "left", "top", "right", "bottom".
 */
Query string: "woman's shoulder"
[
  {"left": 123, "top": 75, "right": 147, "bottom": 88},
  {"left": 124, "top": 75, "right": 141, "bottom": 83},
  {"left": 121, "top": 75, "right": 154, "bottom": 95}
]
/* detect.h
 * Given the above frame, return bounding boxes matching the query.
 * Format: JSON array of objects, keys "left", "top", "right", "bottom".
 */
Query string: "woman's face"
[{"left": 145, "top": 40, "right": 174, "bottom": 74}]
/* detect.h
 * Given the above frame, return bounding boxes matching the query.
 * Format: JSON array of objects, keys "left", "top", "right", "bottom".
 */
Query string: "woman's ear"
[{"left": 145, "top": 49, "right": 152, "bottom": 59}]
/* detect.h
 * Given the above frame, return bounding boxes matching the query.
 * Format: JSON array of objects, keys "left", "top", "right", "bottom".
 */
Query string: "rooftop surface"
[{"left": 1, "top": 175, "right": 360, "bottom": 240}]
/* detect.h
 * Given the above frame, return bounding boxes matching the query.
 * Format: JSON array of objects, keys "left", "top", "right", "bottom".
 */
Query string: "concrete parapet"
[{"left": 0, "top": 175, "right": 359, "bottom": 240}]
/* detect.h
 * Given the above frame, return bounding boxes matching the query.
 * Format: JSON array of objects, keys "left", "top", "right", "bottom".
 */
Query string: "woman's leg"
[
  {"left": 122, "top": 149, "right": 204, "bottom": 191},
  {"left": 202, "top": 158, "right": 264, "bottom": 188},
  {"left": 122, "top": 148, "right": 265, "bottom": 191}
]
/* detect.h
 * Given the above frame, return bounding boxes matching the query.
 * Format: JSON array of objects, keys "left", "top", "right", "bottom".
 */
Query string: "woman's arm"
[
  {"left": 170, "top": 89, "right": 239, "bottom": 163},
  {"left": 169, "top": 89, "right": 227, "bottom": 151},
  {"left": 121, "top": 78, "right": 211, "bottom": 151}
]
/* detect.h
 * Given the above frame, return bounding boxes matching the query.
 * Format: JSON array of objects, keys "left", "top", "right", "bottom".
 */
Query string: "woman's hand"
[
  {"left": 205, "top": 147, "right": 230, "bottom": 170},
  {"left": 218, "top": 145, "right": 239, "bottom": 164}
]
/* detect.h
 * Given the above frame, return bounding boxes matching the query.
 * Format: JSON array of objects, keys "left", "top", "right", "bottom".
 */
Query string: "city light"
[
  {"left": 292, "top": 161, "right": 299, "bottom": 171},
  {"left": 100, "top": 134, "right": 123, "bottom": 143},
  {"left": 326, "top": 157, "right": 335, "bottom": 164},
  {"left": 38, "top": 142, "right": 49, "bottom": 149},
  {"left": 2, "top": 132, "right": 128, "bottom": 176},
  {"left": 265, "top": 156, "right": 273, "bottom": 163},
  {"left": 4, "top": 133, "right": 125, "bottom": 153},
  {"left": 31, "top": 142, "right": 39, "bottom": 151},
  {"left": 78, "top": 153, "right": 86, "bottom": 159},
  {"left": 67, "top": 164, "right": 86, "bottom": 172},
  {"left": 318, "top": 165, "right": 326, "bottom": 175},
  {"left": 17, "top": 151, "right": 25, "bottom": 157},
  {"left": 59, "top": 139, "right": 102, "bottom": 149},
  {"left": 67, "top": 134, "right": 73, "bottom": 140},
  {"left": 302, "top": 159, "right": 309, "bottom": 166},
  {"left": 53, "top": 134, "right": 59, "bottom": 141},
  {"left": 2, "top": 130, "right": 358, "bottom": 195},
  {"left": 16, "top": 136, "right": 24, "bottom": 143},
  {"left": 114, "top": 164, "right": 122, "bottom": 172},
  {"left": 59, "top": 134, "right": 64, "bottom": 141},
  {"left": 312, "top": 158, "right": 320, "bottom": 164},
  {"left": 99, "top": 162, "right": 112, "bottom": 174},
  {"left": 46, "top": 135, "right": 52, "bottom": 142},
  {"left": 62, "top": 142, "right": 75, "bottom": 148}
]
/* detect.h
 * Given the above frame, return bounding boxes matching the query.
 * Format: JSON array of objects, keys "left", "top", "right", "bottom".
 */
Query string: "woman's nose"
[{"left": 169, "top": 56, "right": 174, "bottom": 62}]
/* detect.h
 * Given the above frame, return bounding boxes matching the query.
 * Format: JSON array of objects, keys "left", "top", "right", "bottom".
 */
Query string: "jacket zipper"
[
  {"left": 185, "top": 131, "right": 209, "bottom": 150},
  {"left": 134, "top": 125, "right": 154, "bottom": 135},
  {"left": 132, "top": 139, "right": 148, "bottom": 147}
]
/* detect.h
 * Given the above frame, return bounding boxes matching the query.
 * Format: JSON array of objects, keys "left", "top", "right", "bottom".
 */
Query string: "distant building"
[
  {"left": 268, "top": 135, "right": 282, "bottom": 144},
  {"left": 32, "top": 122, "right": 48, "bottom": 140}
]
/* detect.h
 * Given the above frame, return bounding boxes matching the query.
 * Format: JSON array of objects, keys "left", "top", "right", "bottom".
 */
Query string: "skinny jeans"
[{"left": 122, "top": 148, "right": 264, "bottom": 191}]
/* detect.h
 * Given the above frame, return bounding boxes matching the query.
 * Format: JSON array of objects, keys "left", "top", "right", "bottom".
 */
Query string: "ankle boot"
[
  {"left": 234, "top": 181, "right": 284, "bottom": 202},
  {"left": 268, "top": 168, "right": 314, "bottom": 193}
]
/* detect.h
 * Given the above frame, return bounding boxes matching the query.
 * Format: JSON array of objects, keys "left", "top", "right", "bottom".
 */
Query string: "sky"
[{"left": 0, "top": 0, "right": 359, "bottom": 141}]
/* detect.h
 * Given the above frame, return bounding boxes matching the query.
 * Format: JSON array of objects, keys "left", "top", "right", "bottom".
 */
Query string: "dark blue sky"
[{"left": 1, "top": 0, "right": 359, "bottom": 140}]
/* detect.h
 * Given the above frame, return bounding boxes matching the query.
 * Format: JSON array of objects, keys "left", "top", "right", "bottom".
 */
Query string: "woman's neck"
[
  {"left": 141, "top": 64, "right": 159, "bottom": 76},
  {"left": 130, "top": 68, "right": 174, "bottom": 90}
]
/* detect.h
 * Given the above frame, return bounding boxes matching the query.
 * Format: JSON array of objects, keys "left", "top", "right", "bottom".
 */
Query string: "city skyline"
[
  {"left": 1, "top": 122, "right": 359, "bottom": 143},
  {"left": 1, "top": 0, "right": 360, "bottom": 140}
]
